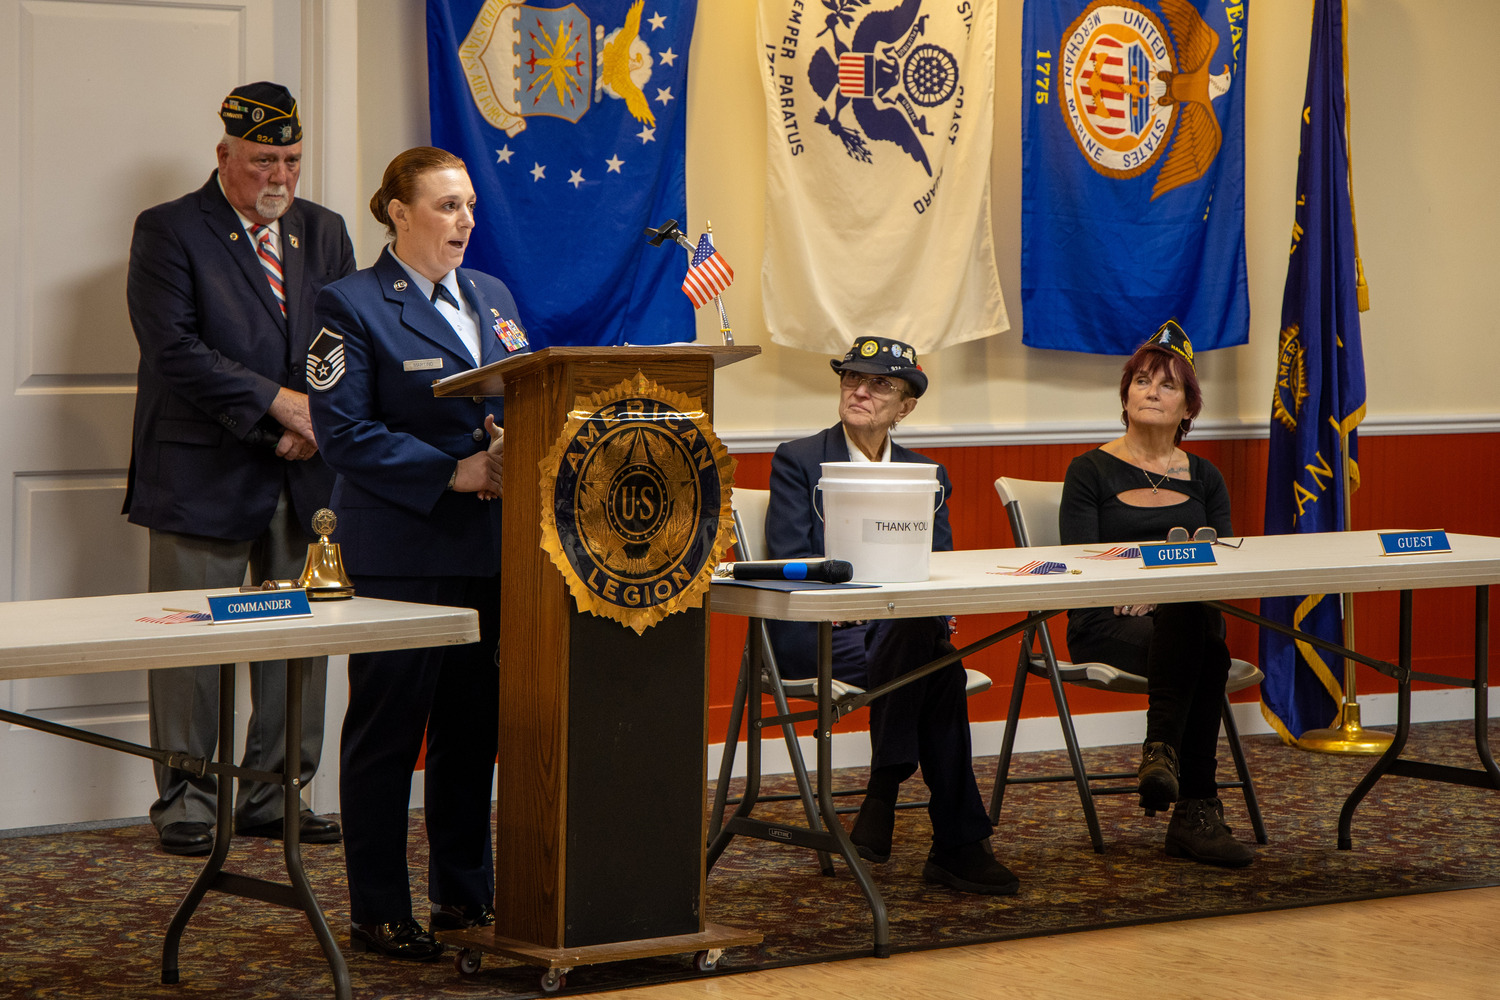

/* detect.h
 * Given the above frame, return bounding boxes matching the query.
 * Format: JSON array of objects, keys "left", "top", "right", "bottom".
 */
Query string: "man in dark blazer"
[
  {"left": 124, "top": 82, "right": 355, "bottom": 856},
  {"left": 764, "top": 336, "right": 1018, "bottom": 895}
]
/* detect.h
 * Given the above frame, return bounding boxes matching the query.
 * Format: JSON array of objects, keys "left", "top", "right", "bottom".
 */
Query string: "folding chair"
[
  {"left": 708, "top": 487, "right": 991, "bottom": 874},
  {"left": 987, "top": 476, "right": 1268, "bottom": 853}
]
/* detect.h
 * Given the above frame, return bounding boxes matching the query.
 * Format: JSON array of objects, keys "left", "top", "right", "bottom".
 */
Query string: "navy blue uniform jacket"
[
  {"left": 123, "top": 173, "right": 355, "bottom": 540},
  {"left": 308, "top": 247, "right": 529, "bottom": 578},
  {"left": 764, "top": 424, "right": 953, "bottom": 678}
]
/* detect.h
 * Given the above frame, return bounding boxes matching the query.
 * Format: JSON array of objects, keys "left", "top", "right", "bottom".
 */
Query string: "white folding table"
[
  {"left": 708, "top": 530, "right": 1500, "bottom": 956},
  {"left": 0, "top": 589, "right": 479, "bottom": 1000}
]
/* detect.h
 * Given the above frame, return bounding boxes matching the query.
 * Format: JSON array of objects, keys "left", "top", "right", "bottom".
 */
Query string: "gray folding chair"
[
  {"left": 708, "top": 487, "right": 991, "bottom": 874},
  {"left": 988, "top": 476, "right": 1268, "bottom": 852}
]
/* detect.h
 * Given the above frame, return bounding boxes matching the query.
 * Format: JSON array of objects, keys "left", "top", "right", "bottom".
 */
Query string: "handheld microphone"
[{"left": 729, "top": 558, "right": 854, "bottom": 584}]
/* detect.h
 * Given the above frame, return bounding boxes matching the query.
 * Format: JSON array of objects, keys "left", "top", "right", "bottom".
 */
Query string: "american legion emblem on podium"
[{"left": 539, "top": 372, "right": 735, "bottom": 634}]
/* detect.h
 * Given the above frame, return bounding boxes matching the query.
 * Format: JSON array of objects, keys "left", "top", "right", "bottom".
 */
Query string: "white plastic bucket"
[{"left": 815, "top": 461, "right": 942, "bottom": 583}]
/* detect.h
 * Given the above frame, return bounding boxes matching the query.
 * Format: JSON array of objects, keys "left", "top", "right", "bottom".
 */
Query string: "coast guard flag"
[
  {"left": 757, "top": 0, "right": 1008, "bottom": 355},
  {"left": 1021, "top": 0, "right": 1249, "bottom": 354},
  {"left": 427, "top": 1, "right": 699, "bottom": 347},
  {"left": 1258, "top": 0, "right": 1368, "bottom": 744}
]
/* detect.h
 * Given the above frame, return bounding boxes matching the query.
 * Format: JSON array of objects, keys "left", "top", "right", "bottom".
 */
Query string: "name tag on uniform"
[
  {"left": 206, "top": 589, "right": 313, "bottom": 624},
  {"left": 1140, "top": 542, "right": 1216, "bottom": 568},
  {"left": 1378, "top": 530, "right": 1450, "bottom": 556},
  {"left": 403, "top": 358, "right": 444, "bottom": 372}
]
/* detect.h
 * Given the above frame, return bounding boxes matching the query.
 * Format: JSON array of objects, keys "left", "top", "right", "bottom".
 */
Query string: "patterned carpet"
[{"left": 3, "top": 720, "right": 1499, "bottom": 1000}]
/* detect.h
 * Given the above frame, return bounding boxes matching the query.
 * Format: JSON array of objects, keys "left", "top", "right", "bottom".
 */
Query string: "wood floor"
[{"left": 612, "top": 885, "right": 1500, "bottom": 1000}]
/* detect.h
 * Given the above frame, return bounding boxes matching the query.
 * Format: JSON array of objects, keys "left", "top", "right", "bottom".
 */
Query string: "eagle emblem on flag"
[
  {"left": 1058, "top": 0, "right": 1234, "bottom": 199},
  {"left": 806, "top": 0, "right": 962, "bottom": 177},
  {"left": 458, "top": 0, "right": 660, "bottom": 136}
]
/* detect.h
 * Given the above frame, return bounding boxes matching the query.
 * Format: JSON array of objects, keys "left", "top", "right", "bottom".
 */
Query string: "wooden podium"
[{"left": 432, "top": 345, "right": 760, "bottom": 984}]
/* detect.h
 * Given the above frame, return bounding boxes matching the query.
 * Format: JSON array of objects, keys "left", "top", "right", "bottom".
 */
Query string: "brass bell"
[{"left": 297, "top": 508, "right": 355, "bottom": 600}]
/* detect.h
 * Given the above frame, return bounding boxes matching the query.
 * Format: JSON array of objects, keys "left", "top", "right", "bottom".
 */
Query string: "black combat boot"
[
  {"left": 1164, "top": 797, "right": 1255, "bottom": 868},
  {"left": 1137, "top": 740, "right": 1180, "bottom": 814}
]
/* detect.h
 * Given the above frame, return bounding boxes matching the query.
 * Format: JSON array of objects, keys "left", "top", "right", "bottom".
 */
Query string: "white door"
[{"left": 0, "top": 0, "right": 282, "bottom": 830}]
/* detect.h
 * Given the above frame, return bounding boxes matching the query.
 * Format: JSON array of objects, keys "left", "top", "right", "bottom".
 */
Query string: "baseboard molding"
[{"left": 706, "top": 687, "right": 1500, "bottom": 779}]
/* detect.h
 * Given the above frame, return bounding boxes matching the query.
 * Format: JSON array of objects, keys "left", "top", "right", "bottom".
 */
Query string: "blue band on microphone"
[{"left": 783, "top": 562, "right": 809, "bottom": 580}]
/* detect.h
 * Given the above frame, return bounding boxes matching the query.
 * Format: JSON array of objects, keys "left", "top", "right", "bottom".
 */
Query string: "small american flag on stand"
[{"left": 681, "top": 232, "right": 734, "bottom": 309}]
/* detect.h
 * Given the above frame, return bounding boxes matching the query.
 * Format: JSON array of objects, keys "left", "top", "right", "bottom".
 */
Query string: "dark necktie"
[{"left": 431, "top": 283, "right": 460, "bottom": 310}]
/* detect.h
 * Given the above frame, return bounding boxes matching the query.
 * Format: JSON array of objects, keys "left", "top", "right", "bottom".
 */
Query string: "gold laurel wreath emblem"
[
  {"left": 1272, "top": 323, "right": 1308, "bottom": 433},
  {"left": 538, "top": 372, "right": 736, "bottom": 634}
]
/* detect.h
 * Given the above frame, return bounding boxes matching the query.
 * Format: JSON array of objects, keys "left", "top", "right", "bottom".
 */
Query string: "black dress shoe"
[
  {"left": 350, "top": 918, "right": 444, "bottom": 961},
  {"left": 429, "top": 901, "right": 496, "bottom": 931},
  {"left": 848, "top": 796, "right": 896, "bottom": 864},
  {"left": 922, "top": 839, "right": 1020, "bottom": 896},
  {"left": 158, "top": 821, "right": 213, "bottom": 857},
  {"left": 236, "top": 811, "right": 342, "bottom": 844}
]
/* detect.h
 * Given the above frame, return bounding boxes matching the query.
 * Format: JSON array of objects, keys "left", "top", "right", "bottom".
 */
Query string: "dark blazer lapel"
[
  {"left": 456, "top": 269, "right": 524, "bottom": 367},
  {"left": 279, "top": 203, "right": 306, "bottom": 342},
  {"left": 822, "top": 424, "right": 852, "bottom": 464},
  {"left": 373, "top": 248, "right": 477, "bottom": 368},
  {"left": 199, "top": 174, "right": 284, "bottom": 327}
]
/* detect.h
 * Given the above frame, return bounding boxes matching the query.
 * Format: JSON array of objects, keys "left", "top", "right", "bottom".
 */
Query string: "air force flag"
[
  {"left": 758, "top": 0, "right": 1009, "bottom": 356},
  {"left": 1021, "top": 0, "right": 1249, "bottom": 355},
  {"left": 428, "top": 1, "right": 699, "bottom": 347}
]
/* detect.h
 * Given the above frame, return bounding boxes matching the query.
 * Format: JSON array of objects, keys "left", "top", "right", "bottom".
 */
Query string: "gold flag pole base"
[{"left": 1296, "top": 702, "right": 1393, "bottom": 755}]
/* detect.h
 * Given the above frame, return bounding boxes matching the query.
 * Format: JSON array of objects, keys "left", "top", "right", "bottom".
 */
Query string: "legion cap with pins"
[
  {"left": 220, "top": 82, "right": 302, "bottom": 146},
  {"left": 1141, "top": 319, "right": 1195, "bottom": 370},
  {"left": 830, "top": 336, "right": 928, "bottom": 397}
]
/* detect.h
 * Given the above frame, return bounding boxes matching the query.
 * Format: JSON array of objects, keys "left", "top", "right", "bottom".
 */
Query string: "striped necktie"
[{"left": 249, "top": 224, "right": 286, "bottom": 318}]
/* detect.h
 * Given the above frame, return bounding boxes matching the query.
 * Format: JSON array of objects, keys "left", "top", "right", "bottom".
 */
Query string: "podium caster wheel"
[
  {"left": 454, "top": 949, "right": 481, "bottom": 976},
  {"left": 540, "top": 968, "right": 567, "bottom": 992},
  {"left": 694, "top": 949, "right": 722, "bottom": 971}
]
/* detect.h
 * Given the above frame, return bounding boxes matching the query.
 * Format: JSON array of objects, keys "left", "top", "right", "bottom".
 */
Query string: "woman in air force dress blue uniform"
[{"left": 308, "top": 146, "right": 530, "bottom": 960}]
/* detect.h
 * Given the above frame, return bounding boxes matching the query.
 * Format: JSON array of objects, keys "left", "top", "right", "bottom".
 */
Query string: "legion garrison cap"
[
  {"left": 830, "top": 336, "right": 928, "bottom": 397},
  {"left": 1141, "top": 319, "right": 1195, "bottom": 371},
  {"left": 220, "top": 82, "right": 302, "bottom": 146}
]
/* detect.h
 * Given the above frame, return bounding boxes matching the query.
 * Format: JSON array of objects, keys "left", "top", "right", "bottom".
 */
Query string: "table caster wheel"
[
  {"left": 454, "top": 949, "right": 481, "bottom": 975},
  {"left": 694, "top": 948, "right": 723, "bottom": 971},
  {"left": 541, "top": 967, "right": 567, "bottom": 992}
]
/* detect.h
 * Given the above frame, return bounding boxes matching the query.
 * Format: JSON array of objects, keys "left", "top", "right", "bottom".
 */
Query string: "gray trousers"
[{"left": 145, "top": 491, "right": 327, "bottom": 830}]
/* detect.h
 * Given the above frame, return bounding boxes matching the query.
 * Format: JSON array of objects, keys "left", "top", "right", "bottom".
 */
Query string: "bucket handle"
[{"left": 812, "top": 481, "right": 946, "bottom": 522}]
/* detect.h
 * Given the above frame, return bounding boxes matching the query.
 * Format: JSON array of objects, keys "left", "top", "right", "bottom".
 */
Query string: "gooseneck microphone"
[{"left": 728, "top": 558, "right": 854, "bottom": 584}]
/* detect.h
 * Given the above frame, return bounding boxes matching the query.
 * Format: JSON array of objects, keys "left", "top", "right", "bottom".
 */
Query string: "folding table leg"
[
  {"left": 162, "top": 664, "right": 236, "bottom": 984},
  {"left": 810, "top": 622, "right": 889, "bottom": 957},
  {"left": 1338, "top": 590, "right": 1415, "bottom": 849}
]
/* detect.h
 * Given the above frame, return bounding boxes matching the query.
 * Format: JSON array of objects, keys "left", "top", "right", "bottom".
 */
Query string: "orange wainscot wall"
[{"left": 707, "top": 432, "right": 1500, "bottom": 743}]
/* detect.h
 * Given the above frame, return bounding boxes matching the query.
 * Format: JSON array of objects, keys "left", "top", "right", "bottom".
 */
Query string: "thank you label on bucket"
[
  {"left": 206, "top": 589, "right": 313, "bottom": 624},
  {"left": 861, "top": 517, "right": 931, "bottom": 543},
  {"left": 1378, "top": 530, "right": 1450, "bottom": 556},
  {"left": 1140, "top": 542, "right": 1216, "bottom": 568}
]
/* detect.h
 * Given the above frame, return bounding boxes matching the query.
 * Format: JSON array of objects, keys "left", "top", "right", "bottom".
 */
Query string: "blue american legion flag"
[
  {"left": 1258, "top": 0, "right": 1367, "bottom": 743},
  {"left": 681, "top": 232, "right": 733, "bottom": 309},
  {"left": 427, "top": 1, "right": 699, "bottom": 347},
  {"left": 1021, "top": 0, "right": 1249, "bottom": 354}
]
